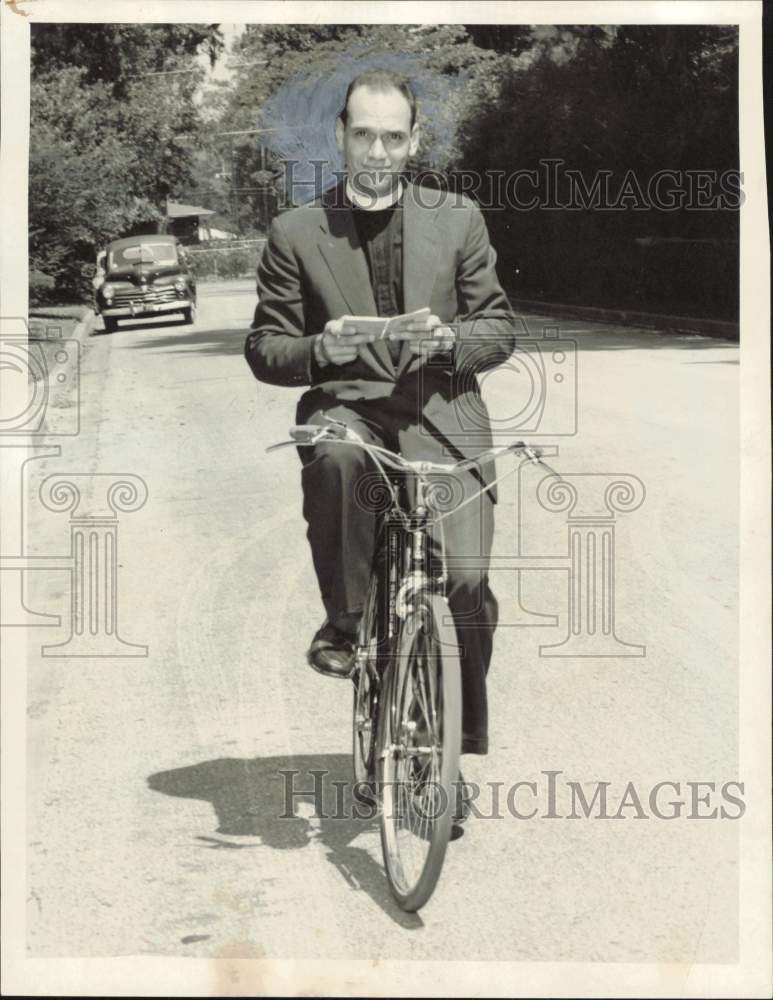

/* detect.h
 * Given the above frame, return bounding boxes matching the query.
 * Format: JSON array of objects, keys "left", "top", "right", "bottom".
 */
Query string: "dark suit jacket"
[{"left": 245, "top": 181, "right": 517, "bottom": 487}]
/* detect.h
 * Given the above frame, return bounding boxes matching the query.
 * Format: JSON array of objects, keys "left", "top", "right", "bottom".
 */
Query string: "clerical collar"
[{"left": 345, "top": 178, "right": 405, "bottom": 212}]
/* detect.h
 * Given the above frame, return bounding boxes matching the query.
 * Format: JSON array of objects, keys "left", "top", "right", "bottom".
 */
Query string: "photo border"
[{"left": 1, "top": 2, "right": 769, "bottom": 996}]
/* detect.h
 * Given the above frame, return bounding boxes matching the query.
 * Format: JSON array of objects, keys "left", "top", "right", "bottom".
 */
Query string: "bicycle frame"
[
  {"left": 267, "top": 419, "right": 558, "bottom": 670},
  {"left": 267, "top": 417, "right": 555, "bottom": 599}
]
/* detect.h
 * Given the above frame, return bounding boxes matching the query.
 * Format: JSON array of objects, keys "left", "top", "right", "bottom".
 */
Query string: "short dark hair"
[{"left": 338, "top": 69, "right": 417, "bottom": 129}]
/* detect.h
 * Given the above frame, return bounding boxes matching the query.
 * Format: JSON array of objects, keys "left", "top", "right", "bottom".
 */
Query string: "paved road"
[{"left": 25, "top": 282, "right": 740, "bottom": 962}]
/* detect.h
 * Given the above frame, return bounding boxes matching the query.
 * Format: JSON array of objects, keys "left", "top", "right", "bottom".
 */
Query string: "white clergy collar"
[{"left": 345, "top": 177, "right": 405, "bottom": 212}]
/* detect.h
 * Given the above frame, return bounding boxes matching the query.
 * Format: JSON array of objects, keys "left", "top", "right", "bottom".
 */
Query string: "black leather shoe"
[{"left": 307, "top": 621, "right": 356, "bottom": 679}]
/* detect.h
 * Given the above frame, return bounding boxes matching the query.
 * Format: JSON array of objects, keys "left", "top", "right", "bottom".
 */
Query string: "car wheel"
[
  {"left": 103, "top": 316, "right": 118, "bottom": 334},
  {"left": 182, "top": 304, "right": 196, "bottom": 325}
]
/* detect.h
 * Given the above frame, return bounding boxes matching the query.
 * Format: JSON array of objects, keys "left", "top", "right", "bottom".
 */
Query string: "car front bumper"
[{"left": 99, "top": 298, "right": 193, "bottom": 318}]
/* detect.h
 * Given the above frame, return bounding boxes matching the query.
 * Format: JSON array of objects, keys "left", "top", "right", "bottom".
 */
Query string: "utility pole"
[{"left": 230, "top": 141, "right": 238, "bottom": 234}]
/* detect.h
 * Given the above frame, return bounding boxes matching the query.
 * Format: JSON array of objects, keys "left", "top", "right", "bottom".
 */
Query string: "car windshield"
[{"left": 108, "top": 242, "right": 178, "bottom": 269}]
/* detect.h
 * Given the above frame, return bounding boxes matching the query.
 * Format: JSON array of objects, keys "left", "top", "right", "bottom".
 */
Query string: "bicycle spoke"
[
  {"left": 424, "top": 644, "right": 440, "bottom": 743},
  {"left": 414, "top": 658, "right": 436, "bottom": 745}
]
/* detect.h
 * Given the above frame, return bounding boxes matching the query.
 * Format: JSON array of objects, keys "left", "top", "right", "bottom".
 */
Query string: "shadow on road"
[
  {"left": 147, "top": 753, "right": 423, "bottom": 929},
  {"left": 511, "top": 315, "right": 739, "bottom": 352},
  {"left": 121, "top": 322, "right": 738, "bottom": 359},
  {"left": 124, "top": 326, "right": 247, "bottom": 355},
  {"left": 92, "top": 316, "right": 191, "bottom": 337},
  {"left": 682, "top": 358, "right": 739, "bottom": 365}
]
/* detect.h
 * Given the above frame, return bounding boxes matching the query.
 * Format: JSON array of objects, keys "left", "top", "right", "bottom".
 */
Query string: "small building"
[{"left": 165, "top": 201, "right": 216, "bottom": 245}]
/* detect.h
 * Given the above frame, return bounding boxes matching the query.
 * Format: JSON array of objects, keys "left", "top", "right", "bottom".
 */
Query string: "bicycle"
[{"left": 268, "top": 419, "right": 552, "bottom": 911}]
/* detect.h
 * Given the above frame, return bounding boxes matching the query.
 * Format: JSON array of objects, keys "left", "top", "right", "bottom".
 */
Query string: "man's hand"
[
  {"left": 314, "top": 318, "right": 373, "bottom": 366},
  {"left": 388, "top": 313, "right": 455, "bottom": 361}
]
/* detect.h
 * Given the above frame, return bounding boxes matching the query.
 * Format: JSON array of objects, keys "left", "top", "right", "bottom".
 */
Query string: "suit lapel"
[
  {"left": 317, "top": 187, "right": 395, "bottom": 379},
  {"left": 398, "top": 183, "right": 441, "bottom": 374}
]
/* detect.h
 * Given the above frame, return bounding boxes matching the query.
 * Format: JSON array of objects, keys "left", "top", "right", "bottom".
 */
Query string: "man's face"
[{"left": 336, "top": 85, "right": 419, "bottom": 199}]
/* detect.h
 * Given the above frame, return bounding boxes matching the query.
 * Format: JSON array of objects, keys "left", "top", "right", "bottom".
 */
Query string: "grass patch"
[{"left": 28, "top": 304, "right": 90, "bottom": 322}]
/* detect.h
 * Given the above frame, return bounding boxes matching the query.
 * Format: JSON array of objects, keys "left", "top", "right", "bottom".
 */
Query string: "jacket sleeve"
[
  {"left": 452, "top": 201, "right": 517, "bottom": 374},
  {"left": 244, "top": 215, "right": 316, "bottom": 387}
]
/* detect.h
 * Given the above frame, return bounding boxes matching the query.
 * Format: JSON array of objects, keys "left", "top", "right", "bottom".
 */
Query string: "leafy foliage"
[
  {"left": 29, "top": 24, "right": 223, "bottom": 301},
  {"left": 31, "top": 24, "right": 223, "bottom": 95},
  {"left": 457, "top": 25, "right": 739, "bottom": 315}
]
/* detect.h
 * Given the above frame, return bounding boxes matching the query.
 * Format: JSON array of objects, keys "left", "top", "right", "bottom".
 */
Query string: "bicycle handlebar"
[
  {"left": 266, "top": 418, "right": 547, "bottom": 475},
  {"left": 266, "top": 419, "right": 561, "bottom": 528}
]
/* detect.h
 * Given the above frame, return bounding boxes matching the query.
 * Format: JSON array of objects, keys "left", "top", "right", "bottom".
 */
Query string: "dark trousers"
[{"left": 297, "top": 392, "right": 498, "bottom": 755}]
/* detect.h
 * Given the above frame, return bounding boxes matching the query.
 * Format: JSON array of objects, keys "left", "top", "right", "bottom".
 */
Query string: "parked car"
[{"left": 94, "top": 234, "right": 197, "bottom": 333}]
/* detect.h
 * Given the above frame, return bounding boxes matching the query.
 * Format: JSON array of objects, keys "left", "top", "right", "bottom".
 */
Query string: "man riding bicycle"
[{"left": 245, "top": 68, "right": 516, "bottom": 759}]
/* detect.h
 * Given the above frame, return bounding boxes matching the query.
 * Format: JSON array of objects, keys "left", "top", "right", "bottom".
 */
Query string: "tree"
[
  {"left": 29, "top": 68, "right": 161, "bottom": 297},
  {"left": 29, "top": 24, "right": 225, "bottom": 300},
  {"left": 31, "top": 24, "right": 223, "bottom": 96},
  {"left": 457, "top": 24, "right": 739, "bottom": 316}
]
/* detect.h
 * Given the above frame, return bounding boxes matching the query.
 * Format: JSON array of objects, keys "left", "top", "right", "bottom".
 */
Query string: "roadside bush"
[
  {"left": 188, "top": 243, "right": 263, "bottom": 281},
  {"left": 29, "top": 269, "right": 57, "bottom": 305}
]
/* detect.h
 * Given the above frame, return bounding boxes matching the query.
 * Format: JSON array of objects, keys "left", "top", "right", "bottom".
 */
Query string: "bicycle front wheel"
[{"left": 379, "top": 594, "right": 462, "bottom": 911}]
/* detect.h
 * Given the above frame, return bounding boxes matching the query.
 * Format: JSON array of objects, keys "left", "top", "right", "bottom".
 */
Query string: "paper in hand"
[{"left": 340, "top": 307, "right": 431, "bottom": 342}]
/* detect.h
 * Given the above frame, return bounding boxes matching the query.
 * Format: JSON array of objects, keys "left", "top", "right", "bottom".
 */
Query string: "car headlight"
[
  {"left": 173, "top": 278, "right": 186, "bottom": 292},
  {"left": 102, "top": 283, "right": 116, "bottom": 298}
]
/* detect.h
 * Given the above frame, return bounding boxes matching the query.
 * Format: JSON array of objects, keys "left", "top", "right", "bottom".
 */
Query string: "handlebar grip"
[
  {"left": 290, "top": 423, "right": 349, "bottom": 443},
  {"left": 289, "top": 425, "right": 320, "bottom": 443}
]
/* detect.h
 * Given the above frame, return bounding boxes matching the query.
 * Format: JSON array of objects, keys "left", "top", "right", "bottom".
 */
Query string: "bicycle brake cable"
[{"left": 429, "top": 449, "right": 564, "bottom": 527}]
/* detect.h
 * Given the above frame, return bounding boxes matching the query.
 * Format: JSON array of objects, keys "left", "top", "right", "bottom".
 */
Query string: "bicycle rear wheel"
[
  {"left": 352, "top": 573, "right": 381, "bottom": 803},
  {"left": 379, "top": 594, "right": 462, "bottom": 911}
]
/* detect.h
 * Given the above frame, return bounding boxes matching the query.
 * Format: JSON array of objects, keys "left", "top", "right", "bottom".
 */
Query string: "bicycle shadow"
[{"left": 147, "top": 753, "right": 423, "bottom": 929}]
